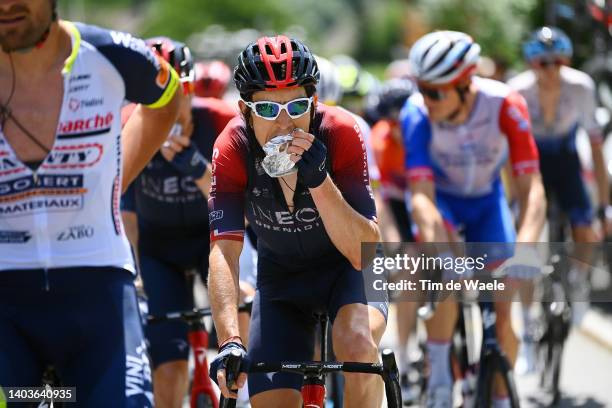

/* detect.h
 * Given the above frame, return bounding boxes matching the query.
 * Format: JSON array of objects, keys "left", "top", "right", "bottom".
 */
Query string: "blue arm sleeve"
[{"left": 76, "top": 23, "right": 179, "bottom": 107}]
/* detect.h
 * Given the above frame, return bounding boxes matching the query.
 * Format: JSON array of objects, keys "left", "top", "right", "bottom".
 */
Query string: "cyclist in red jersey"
[{"left": 207, "top": 36, "right": 387, "bottom": 408}]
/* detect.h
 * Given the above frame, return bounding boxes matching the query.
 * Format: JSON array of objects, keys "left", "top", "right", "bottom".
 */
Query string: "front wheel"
[
  {"left": 496, "top": 354, "right": 521, "bottom": 408},
  {"left": 381, "top": 349, "right": 403, "bottom": 408}
]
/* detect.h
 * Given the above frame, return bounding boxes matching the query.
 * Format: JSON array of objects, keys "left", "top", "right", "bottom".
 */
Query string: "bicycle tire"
[
  {"left": 550, "top": 343, "right": 563, "bottom": 406},
  {"left": 381, "top": 349, "right": 403, "bottom": 408},
  {"left": 496, "top": 353, "right": 521, "bottom": 408},
  {"left": 539, "top": 333, "right": 564, "bottom": 407},
  {"left": 475, "top": 353, "right": 495, "bottom": 408}
]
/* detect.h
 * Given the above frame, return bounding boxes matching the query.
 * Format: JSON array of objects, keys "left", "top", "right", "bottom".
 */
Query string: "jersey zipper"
[{"left": 272, "top": 177, "right": 307, "bottom": 257}]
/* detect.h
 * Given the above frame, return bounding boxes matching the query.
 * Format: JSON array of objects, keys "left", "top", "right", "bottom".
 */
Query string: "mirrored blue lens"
[{"left": 255, "top": 103, "right": 280, "bottom": 118}]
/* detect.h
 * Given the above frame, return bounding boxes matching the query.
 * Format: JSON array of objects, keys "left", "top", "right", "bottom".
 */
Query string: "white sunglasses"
[{"left": 242, "top": 97, "right": 313, "bottom": 120}]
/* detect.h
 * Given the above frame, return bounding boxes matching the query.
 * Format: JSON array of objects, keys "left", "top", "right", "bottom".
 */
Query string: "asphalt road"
[
  {"left": 517, "top": 329, "right": 612, "bottom": 408},
  {"left": 380, "top": 303, "right": 612, "bottom": 408}
]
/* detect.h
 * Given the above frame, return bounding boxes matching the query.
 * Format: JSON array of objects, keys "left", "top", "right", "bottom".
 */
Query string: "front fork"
[
  {"left": 189, "top": 321, "right": 219, "bottom": 408},
  {"left": 302, "top": 376, "right": 326, "bottom": 408}
]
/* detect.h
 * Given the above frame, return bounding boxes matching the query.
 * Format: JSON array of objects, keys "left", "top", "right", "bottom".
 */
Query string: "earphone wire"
[{"left": 0, "top": 53, "right": 52, "bottom": 154}]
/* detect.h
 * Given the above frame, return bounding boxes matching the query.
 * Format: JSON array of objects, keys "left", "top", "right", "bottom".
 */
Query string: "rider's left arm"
[
  {"left": 499, "top": 91, "right": 547, "bottom": 242},
  {"left": 515, "top": 172, "right": 547, "bottom": 242},
  {"left": 582, "top": 79, "right": 611, "bottom": 231},
  {"left": 310, "top": 176, "right": 380, "bottom": 270},
  {"left": 590, "top": 138, "right": 610, "bottom": 209}
]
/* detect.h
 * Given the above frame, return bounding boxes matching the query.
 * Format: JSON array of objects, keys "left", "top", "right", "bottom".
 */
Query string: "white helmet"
[
  {"left": 409, "top": 31, "right": 481, "bottom": 85},
  {"left": 315, "top": 55, "right": 343, "bottom": 105}
]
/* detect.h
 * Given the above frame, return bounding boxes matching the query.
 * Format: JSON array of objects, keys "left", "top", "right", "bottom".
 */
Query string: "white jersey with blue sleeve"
[{"left": 0, "top": 21, "right": 179, "bottom": 272}]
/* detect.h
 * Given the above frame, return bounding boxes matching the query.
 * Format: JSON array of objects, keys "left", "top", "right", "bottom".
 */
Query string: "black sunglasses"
[
  {"left": 536, "top": 58, "right": 564, "bottom": 69},
  {"left": 418, "top": 86, "right": 447, "bottom": 101}
]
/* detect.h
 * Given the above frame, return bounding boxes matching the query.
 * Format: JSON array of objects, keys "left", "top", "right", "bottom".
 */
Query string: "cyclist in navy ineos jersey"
[
  {"left": 120, "top": 37, "right": 238, "bottom": 408},
  {"left": 207, "top": 35, "right": 388, "bottom": 408},
  {"left": 0, "top": 1, "right": 181, "bottom": 406}
]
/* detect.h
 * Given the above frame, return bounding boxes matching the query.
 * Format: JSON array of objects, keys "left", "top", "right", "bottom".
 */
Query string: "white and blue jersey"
[
  {"left": 508, "top": 67, "right": 600, "bottom": 225},
  {"left": 0, "top": 21, "right": 179, "bottom": 272},
  {"left": 0, "top": 21, "right": 179, "bottom": 407},
  {"left": 507, "top": 66, "right": 602, "bottom": 150},
  {"left": 401, "top": 77, "right": 540, "bottom": 243}
]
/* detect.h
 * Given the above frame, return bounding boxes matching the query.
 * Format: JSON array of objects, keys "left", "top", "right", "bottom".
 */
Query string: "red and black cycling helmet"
[
  {"left": 145, "top": 36, "right": 195, "bottom": 94},
  {"left": 194, "top": 60, "right": 232, "bottom": 99},
  {"left": 234, "top": 35, "right": 319, "bottom": 99}
]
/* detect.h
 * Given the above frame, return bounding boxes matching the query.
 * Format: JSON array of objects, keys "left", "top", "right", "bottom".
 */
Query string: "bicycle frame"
[
  {"left": 148, "top": 302, "right": 252, "bottom": 408},
  {"left": 189, "top": 320, "right": 218, "bottom": 408},
  {"left": 474, "top": 301, "right": 520, "bottom": 408}
]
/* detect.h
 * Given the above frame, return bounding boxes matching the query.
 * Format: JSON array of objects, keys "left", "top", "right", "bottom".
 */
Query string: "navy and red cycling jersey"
[
  {"left": 122, "top": 97, "right": 236, "bottom": 241},
  {"left": 208, "top": 104, "right": 377, "bottom": 263}
]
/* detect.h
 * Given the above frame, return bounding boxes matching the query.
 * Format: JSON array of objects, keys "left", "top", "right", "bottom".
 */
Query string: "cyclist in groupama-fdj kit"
[
  {"left": 0, "top": 0, "right": 182, "bottom": 406},
  {"left": 207, "top": 35, "right": 388, "bottom": 408},
  {"left": 402, "top": 31, "right": 546, "bottom": 408}
]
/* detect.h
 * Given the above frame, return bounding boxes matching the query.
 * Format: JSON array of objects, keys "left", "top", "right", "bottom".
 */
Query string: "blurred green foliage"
[
  {"left": 415, "top": 0, "right": 538, "bottom": 68},
  {"left": 68, "top": 0, "right": 405, "bottom": 63},
  {"left": 66, "top": 0, "right": 602, "bottom": 71}
]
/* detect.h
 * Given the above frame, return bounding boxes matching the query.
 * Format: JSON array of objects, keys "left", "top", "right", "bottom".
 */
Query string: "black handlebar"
[
  {"left": 219, "top": 349, "right": 403, "bottom": 408},
  {"left": 248, "top": 360, "right": 384, "bottom": 375},
  {"left": 147, "top": 300, "right": 253, "bottom": 324}
]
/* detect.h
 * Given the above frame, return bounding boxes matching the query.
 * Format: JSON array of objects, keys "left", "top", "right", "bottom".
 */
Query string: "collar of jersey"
[{"left": 60, "top": 20, "right": 81, "bottom": 75}]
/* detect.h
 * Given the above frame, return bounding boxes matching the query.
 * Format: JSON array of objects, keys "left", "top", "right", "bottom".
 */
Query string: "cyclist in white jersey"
[
  {"left": 508, "top": 27, "right": 612, "bottom": 318},
  {"left": 0, "top": 1, "right": 181, "bottom": 406}
]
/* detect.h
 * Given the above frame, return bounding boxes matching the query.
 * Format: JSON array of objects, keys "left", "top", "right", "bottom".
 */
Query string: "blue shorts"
[
  {"left": 140, "top": 253, "right": 199, "bottom": 368},
  {"left": 140, "top": 240, "right": 256, "bottom": 368},
  {"left": 539, "top": 149, "right": 593, "bottom": 226},
  {"left": 0, "top": 267, "right": 152, "bottom": 407},
  {"left": 436, "top": 185, "right": 516, "bottom": 263},
  {"left": 436, "top": 186, "right": 516, "bottom": 242},
  {"left": 247, "top": 254, "right": 388, "bottom": 397}
]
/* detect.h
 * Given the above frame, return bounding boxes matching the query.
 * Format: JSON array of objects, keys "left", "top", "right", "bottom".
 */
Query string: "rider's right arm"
[
  {"left": 410, "top": 180, "right": 447, "bottom": 243},
  {"left": 208, "top": 120, "right": 249, "bottom": 343},
  {"left": 209, "top": 240, "right": 244, "bottom": 344},
  {"left": 400, "top": 101, "right": 447, "bottom": 243}
]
